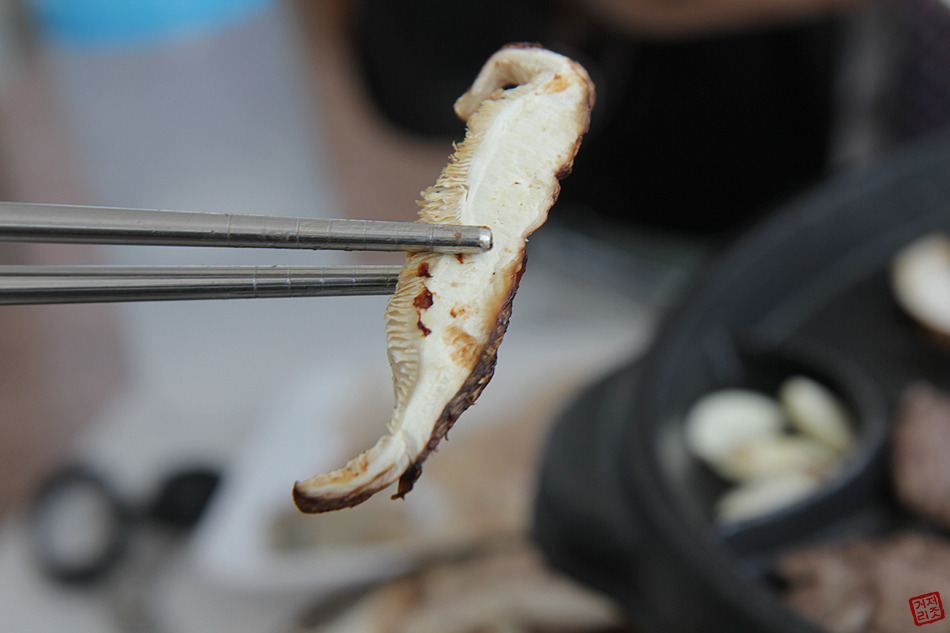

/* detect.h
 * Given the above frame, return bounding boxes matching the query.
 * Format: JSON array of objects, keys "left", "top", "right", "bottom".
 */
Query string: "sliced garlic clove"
[
  {"left": 715, "top": 435, "right": 839, "bottom": 482},
  {"left": 715, "top": 472, "right": 822, "bottom": 523},
  {"left": 684, "top": 389, "right": 785, "bottom": 466},
  {"left": 779, "top": 375, "right": 854, "bottom": 453},
  {"left": 891, "top": 232, "right": 950, "bottom": 340}
]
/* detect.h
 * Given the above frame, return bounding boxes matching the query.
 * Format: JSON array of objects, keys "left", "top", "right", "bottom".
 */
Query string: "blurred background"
[{"left": 0, "top": 0, "right": 945, "bottom": 631}]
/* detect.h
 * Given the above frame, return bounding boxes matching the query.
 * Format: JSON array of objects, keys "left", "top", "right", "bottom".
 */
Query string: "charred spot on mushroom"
[
  {"left": 292, "top": 45, "right": 594, "bottom": 513},
  {"left": 393, "top": 461, "right": 423, "bottom": 499},
  {"left": 413, "top": 288, "right": 434, "bottom": 310},
  {"left": 416, "top": 318, "right": 432, "bottom": 337}
]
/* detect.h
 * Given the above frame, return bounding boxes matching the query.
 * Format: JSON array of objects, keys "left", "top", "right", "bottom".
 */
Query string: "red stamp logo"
[{"left": 910, "top": 592, "right": 945, "bottom": 626}]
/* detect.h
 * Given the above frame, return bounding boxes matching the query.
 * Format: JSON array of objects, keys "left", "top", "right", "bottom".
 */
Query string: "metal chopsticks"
[
  {"left": 0, "top": 202, "right": 492, "bottom": 304},
  {"left": 0, "top": 265, "right": 402, "bottom": 304},
  {"left": 0, "top": 202, "right": 491, "bottom": 253}
]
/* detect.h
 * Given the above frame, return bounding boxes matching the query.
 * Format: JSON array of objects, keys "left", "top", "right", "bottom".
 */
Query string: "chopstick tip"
[{"left": 476, "top": 226, "right": 493, "bottom": 252}]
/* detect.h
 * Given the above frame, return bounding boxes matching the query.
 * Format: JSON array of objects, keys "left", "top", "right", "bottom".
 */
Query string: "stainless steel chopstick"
[
  {"left": 0, "top": 265, "right": 403, "bottom": 304},
  {"left": 0, "top": 202, "right": 492, "bottom": 253}
]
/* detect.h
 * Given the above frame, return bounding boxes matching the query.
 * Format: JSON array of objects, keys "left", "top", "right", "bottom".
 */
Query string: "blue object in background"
[{"left": 28, "top": 0, "right": 275, "bottom": 48}]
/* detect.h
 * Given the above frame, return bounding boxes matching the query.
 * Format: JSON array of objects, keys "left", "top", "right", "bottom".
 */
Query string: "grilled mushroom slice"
[{"left": 293, "top": 45, "right": 594, "bottom": 513}]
